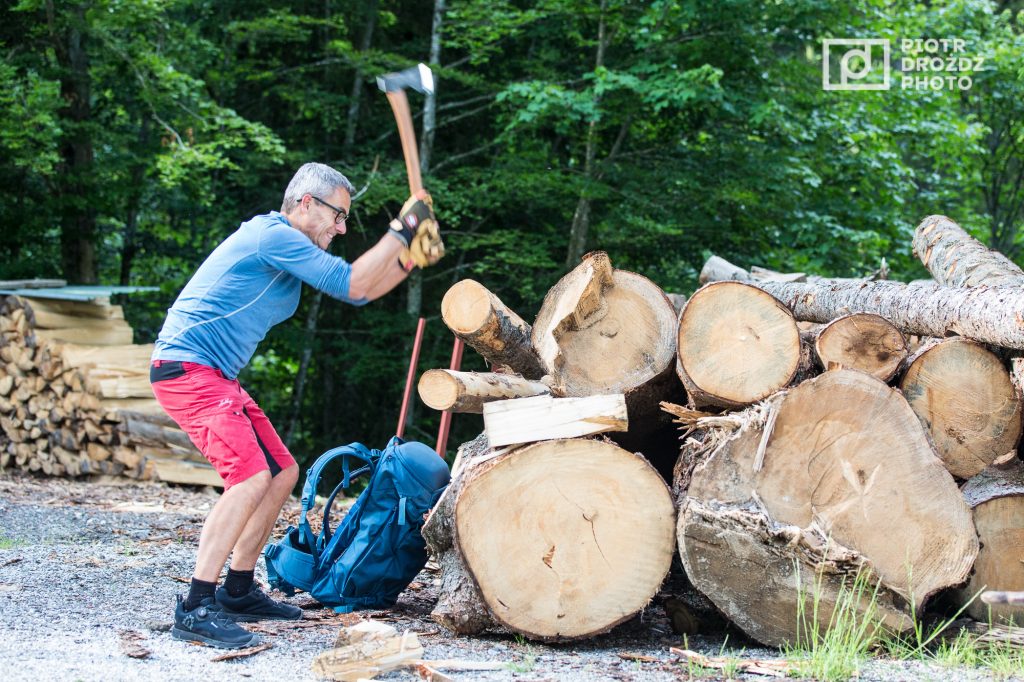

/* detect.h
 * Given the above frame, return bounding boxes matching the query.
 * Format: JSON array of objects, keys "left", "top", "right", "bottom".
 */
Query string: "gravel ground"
[{"left": 0, "top": 471, "right": 1014, "bottom": 682}]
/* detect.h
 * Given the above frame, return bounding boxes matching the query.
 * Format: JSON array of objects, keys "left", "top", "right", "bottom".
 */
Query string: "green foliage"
[{"left": 2, "top": 0, "right": 1024, "bottom": 472}]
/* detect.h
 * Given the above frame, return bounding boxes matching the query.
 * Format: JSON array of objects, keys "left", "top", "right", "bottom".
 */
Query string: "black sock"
[
  {"left": 183, "top": 577, "right": 217, "bottom": 611},
  {"left": 224, "top": 568, "right": 255, "bottom": 598}
]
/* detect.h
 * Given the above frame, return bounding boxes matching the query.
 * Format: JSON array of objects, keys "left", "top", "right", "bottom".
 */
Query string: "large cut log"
[
  {"left": 531, "top": 252, "right": 680, "bottom": 431},
  {"left": 673, "top": 369, "right": 977, "bottom": 647},
  {"left": 814, "top": 313, "right": 908, "bottom": 381},
  {"left": 424, "top": 435, "right": 675, "bottom": 641},
  {"left": 899, "top": 338, "right": 1021, "bottom": 479},
  {"left": 482, "top": 394, "right": 627, "bottom": 447},
  {"left": 417, "top": 369, "right": 550, "bottom": 413},
  {"left": 676, "top": 281, "right": 800, "bottom": 409},
  {"left": 700, "top": 259, "right": 1024, "bottom": 351},
  {"left": 953, "top": 461, "right": 1024, "bottom": 625},
  {"left": 913, "top": 215, "right": 1024, "bottom": 287},
  {"left": 440, "top": 280, "right": 545, "bottom": 379}
]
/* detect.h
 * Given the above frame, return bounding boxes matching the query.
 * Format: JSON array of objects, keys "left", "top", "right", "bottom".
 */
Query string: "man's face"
[{"left": 296, "top": 187, "right": 351, "bottom": 250}]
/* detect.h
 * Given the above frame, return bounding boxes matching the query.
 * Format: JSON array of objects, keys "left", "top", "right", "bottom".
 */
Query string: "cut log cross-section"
[
  {"left": 814, "top": 313, "right": 908, "bottom": 381},
  {"left": 674, "top": 370, "right": 978, "bottom": 646},
  {"left": 417, "top": 369, "right": 550, "bottom": 413},
  {"left": 441, "top": 280, "right": 545, "bottom": 379},
  {"left": 531, "top": 252, "right": 680, "bottom": 432},
  {"left": 676, "top": 281, "right": 801, "bottom": 410},
  {"left": 899, "top": 337, "right": 1021, "bottom": 480},
  {"left": 953, "top": 461, "right": 1024, "bottom": 625},
  {"left": 424, "top": 436, "right": 675, "bottom": 641}
]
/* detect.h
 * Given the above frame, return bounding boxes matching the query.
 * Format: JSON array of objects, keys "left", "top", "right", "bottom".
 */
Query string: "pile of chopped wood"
[
  {"left": 419, "top": 215, "right": 1024, "bottom": 646},
  {"left": 0, "top": 291, "right": 221, "bottom": 487}
]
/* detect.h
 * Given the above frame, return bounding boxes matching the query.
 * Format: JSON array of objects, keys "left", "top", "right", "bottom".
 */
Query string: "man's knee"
[
  {"left": 277, "top": 463, "right": 299, "bottom": 489},
  {"left": 233, "top": 469, "right": 272, "bottom": 497}
]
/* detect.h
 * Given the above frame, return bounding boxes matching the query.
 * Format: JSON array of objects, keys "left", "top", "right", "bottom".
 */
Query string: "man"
[{"left": 149, "top": 162, "right": 443, "bottom": 649}]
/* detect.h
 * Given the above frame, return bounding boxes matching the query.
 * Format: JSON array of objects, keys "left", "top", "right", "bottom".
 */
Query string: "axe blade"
[{"left": 376, "top": 63, "right": 434, "bottom": 95}]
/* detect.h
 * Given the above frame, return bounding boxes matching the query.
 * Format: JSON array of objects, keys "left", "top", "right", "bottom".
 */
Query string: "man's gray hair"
[{"left": 281, "top": 162, "right": 355, "bottom": 212}]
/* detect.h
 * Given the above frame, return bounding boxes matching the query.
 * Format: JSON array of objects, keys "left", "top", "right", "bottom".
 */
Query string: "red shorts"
[{"left": 150, "top": 360, "right": 296, "bottom": 489}]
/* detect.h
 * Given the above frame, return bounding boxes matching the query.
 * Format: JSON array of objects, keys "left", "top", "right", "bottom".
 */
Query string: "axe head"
[{"left": 376, "top": 63, "right": 434, "bottom": 95}]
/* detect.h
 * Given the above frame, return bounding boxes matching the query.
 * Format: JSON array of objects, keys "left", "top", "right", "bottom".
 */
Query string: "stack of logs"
[
  {"left": 0, "top": 292, "right": 222, "bottom": 487},
  {"left": 415, "top": 215, "right": 1024, "bottom": 646}
]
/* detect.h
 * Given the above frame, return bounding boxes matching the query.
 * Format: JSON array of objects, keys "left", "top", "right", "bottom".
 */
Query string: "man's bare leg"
[
  {"left": 192, "top": 471, "right": 272, "bottom": 581},
  {"left": 229, "top": 464, "right": 300, "bottom": 571}
]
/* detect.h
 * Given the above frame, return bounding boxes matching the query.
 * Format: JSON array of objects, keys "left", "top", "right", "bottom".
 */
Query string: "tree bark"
[
  {"left": 913, "top": 214, "right": 1024, "bottom": 288},
  {"left": 676, "top": 281, "right": 801, "bottom": 410},
  {"left": 675, "top": 370, "right": 977, "bottom": 647},
  {"left": 417, "top": 369, "right": 550, "bottom": 413},
  {"left": 899, "top": 337, "right": 1021, "bottom": 479},
  {"left": 425, "top": 435, "right": 675, "bottom": 641},
  {"left": 953, "top": 460, "right": 1024, "bottom": 625},
  {"left": 440, "top": 279, "right": 545, "bottom": 378},
  {"left": 813, "top": 313, "right": 908, "bottom": 382}
]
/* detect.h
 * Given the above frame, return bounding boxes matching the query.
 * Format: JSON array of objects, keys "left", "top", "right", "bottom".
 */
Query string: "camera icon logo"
[{"left": 823, "top": 39, "right": 891, "bottom": 91}]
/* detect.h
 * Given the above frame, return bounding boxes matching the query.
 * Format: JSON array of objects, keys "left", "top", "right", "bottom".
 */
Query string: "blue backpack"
[{"left": 263, "top": 436, "right": 450, "bottom": 612}]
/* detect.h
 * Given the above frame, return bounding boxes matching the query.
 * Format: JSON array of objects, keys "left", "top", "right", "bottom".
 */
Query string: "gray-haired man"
[{"left": 150, "top": 162, "right": 443, "bottom": 648}]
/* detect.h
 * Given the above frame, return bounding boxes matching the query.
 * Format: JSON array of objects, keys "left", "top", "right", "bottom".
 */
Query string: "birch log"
[
  {"left": 441, "top": 280, "right": 545, "bottom": 379},
  {"left": 814, "top": 313, "right": 908, "bottom": 381},
  {"left": 417, "top": 370, "right": 550, "bottom": 413},
  {"left": 913, "top": 215, "right": 1024, "bottom": 287}
]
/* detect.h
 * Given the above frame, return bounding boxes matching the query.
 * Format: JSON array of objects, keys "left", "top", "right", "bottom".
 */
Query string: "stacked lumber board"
[
  {"left": 0, "top": 292, "right": 222, "bottom": 487},
  {"left": 419, "top": 219, "right": 1024, "bottom": 646}
]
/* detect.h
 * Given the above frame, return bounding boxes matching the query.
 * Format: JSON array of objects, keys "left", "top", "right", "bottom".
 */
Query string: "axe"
[{"left": 377, "top": 63, "right": 434, "bottom": 195}]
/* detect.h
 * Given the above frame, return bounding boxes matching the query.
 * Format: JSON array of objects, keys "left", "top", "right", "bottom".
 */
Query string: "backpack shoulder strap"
[{"left": 298, "top": 443, "right": 376, "bottom": 562}]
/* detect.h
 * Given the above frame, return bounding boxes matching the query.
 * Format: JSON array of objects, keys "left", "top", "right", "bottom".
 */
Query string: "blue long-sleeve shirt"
[{"left": 153, "top": 211, "right": 367, "bottom": 379}]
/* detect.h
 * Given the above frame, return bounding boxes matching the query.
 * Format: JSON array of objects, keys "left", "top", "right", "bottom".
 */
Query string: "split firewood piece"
[
  {"left": 531, "top": 252, "right": 680, "bottom": 431},
  {"left": 913, "top": 215, "right": 1024, "bottom": 287},
  {"left": 676, "top": 370, "right": 977, "bottom": 647},
  {"left": 451, "top": 437, "right": 675, "bottom": 641},
  {"left": 482, "top": 394, "right": 627, "bottom": 447},
  {"left": 441, "top": 280, "right": 545, "bottom": 379},
  {"left": 312, "top": 622, "right": 423, "bottom": 681},
  {"left": 952, "top": 461, "right": 1024, "bottom": 625},
  {"left": 676, "top": 281, "right": 801, "bottom": 410},
  {"left": 899, "top": 337, "right": 1021, "bottom": 480},
  {"left": 699, "top": 256, "right": 1024, "bottom": 350},
  {"left": 814, "top": 313, "right": 909, "bottom": 381},
  {"left": 417, "top": 369, "right": 551, "bottom": 413},
  {"left": 699, "top": 255, "right": 807, "bottom": 285}
]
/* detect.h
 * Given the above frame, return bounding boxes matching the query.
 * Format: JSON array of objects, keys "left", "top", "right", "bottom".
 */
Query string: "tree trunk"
[
  {"left": 675, "top": 370, "right": 977, "bottom": 647},
  {"left": 417, "top": 369, "right": 550, "bottom": 413},
  {"left": 676, "top": 281, "right": 801, "bottom": 410},
  {"left": 898, "top": 337, "right": 1021, "bottom": 480},
  {"left": 953, "top": 460, "right": 1024, "bottom": 625},
  {"left": 701, "top": 265, "right": 1024, "bottom": 351},
  {"left": 532, "top": 252, "right": 680, "bottom": 432},
  {"left": 424, "top": 435, "right": 675, "bottom": 641},
  {"left": 914, "top": 214, "right": 1024, "bottom": 287},
  {"left": 440, "top": 279, "right": 545, "bottom": 378},
  {"left": 814, "top": 313, "right": 908, "bottom": 382}
]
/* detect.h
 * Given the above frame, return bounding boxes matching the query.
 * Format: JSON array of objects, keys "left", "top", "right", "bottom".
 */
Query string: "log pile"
[
  {"left": 0, "top": 293, "right": 221, "bottom": 487},
  {"left": 420, "top": 216, "right": 1024, "bottom": 646}
]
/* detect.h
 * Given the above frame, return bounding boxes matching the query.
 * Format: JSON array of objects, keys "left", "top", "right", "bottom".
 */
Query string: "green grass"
[
  {"left": 0, "top": 534, "right": 25, "bottom": 549},
  {"left": 783, "top": 565, "right": 888, "bottom": 682},
  {"left": 505, "top": 634, "right": 537, "bottom": 673}
]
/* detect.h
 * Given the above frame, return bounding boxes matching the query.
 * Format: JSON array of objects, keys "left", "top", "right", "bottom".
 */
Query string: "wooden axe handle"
[{"left": 385, "top": 89, "right": 423, "bottom": 196}]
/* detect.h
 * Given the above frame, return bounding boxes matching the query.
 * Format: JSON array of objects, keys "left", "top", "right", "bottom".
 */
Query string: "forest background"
[{"left": 2, "top": 0, "right": 1023, "bottom": 468}]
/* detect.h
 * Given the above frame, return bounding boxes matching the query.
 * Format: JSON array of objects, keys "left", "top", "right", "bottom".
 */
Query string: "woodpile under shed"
[
  {"left": 419, "top": 214, "right": 1024, "bottom": 646},
  {"left": 0, "top": 285, "right": 222, "bottom": 487}
]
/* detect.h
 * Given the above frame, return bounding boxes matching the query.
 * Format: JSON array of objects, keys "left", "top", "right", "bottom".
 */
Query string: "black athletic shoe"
[
  {"left": 171, "top": 595, "right": 261, "bottom": 649},
  {"left": 215, "top": 583, "right": 303, "bottom": 622}
]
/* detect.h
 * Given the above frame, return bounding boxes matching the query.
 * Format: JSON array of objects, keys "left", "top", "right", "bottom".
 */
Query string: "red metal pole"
[
  {"left": 435, "top": 336, "right": 465, "bottom": 457},
  {"left": 396, "top": 317, "right": 426, "bottom": 439}
]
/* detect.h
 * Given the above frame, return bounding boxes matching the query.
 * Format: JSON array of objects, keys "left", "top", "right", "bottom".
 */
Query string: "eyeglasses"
[{"left": 306, "top": 195, "right": 349, "bottom": 224}]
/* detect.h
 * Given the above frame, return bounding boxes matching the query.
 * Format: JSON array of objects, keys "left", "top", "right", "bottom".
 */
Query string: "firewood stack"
[
  {"left": 421, "top": 217, "right": 1024, "bottom": 645},
  {"left": 0, "top": 292, "right": 220, "bottom": 487}
]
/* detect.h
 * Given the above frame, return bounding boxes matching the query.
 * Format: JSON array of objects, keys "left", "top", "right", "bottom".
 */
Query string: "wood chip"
[
  {"left": 0, "top": 557, "right": 22, "bottom": 567},
  {"left": 210, "top": 642, "right": 272, "bottom": 662},
  {"left": 618, "top": 652, "right": 659, "bottom": 663},
  {"left": 669, "top": 648, "right": 791, "bottom": 677},
  {"left": 119, "top": 630, "right": 151, "bottom": 659}
]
